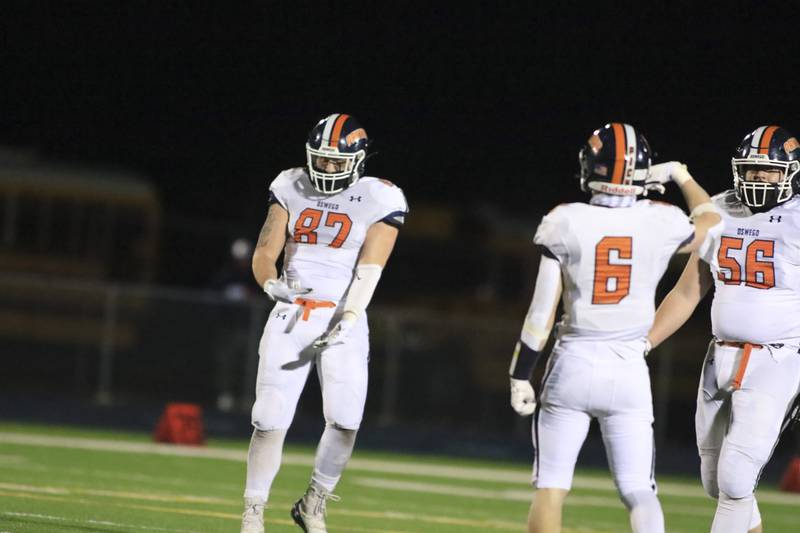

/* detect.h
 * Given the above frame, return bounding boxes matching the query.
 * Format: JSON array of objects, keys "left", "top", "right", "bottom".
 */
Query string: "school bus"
[{"left": 0, "top": 158, "right": 161, "bottom": 350}]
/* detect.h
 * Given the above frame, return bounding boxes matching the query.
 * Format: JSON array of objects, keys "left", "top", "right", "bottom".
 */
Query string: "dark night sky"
[{"left": 2, "top": 2, "right": 797, "bottom": 227}]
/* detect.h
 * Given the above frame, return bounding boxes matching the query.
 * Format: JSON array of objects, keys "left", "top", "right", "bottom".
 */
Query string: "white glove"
[
  {"left": 313, "top": 312, "right": 357, "bottom": 348},
  {"left": 510, "top": 378, "right": 537, "bottom": 416},
  {"left": 645, "top": 162, "right": 693, "bottom": 194},
  {"left": 263, "top": 279, "right": 311, "bottom": 303}
]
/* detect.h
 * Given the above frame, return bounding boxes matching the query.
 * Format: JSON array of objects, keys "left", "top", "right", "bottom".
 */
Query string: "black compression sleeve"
[{"left": 510, "top": 340, "right": 542, "bottom": 380}]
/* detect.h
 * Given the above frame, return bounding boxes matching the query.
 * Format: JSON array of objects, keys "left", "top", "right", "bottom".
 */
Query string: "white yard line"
[
  {"left": 2, "top": 431, "right": 799, "bottom": 507},
  {"left": 0, "top": 482, "right": 229, "bottom": 504},
  {"left": 0, "top": 511, "right": 202, "bottom": 533}
]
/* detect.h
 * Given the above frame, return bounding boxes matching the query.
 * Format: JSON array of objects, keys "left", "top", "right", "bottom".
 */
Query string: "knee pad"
[
  {"left": 323, "top": 388, "right": 364, "bottom": 430},
  {"left": 717, "top": 449, "right": 757, "bottom": 499},
  {"left": 251, "top": 388, "right": 290, "bottom": 431},
  {"left": 620, "top": 489, "right": 658, "bottom": 511}
]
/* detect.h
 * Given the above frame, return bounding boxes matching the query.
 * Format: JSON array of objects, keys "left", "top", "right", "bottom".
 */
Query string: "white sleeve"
[
  {"left": 520, "top": 255, "right": 562, "bottom": 351},
  {"left": 268, "top": 170, "right": 293, "bottom": 210},
  {"left": 697, "top": 219, "right": 724, "bottom": 264},
  {"left": 533, "top": 207, "right": 570, "bottom": 262},
  {"left": 372, "top": 180, "right": 409, "bottom": 227},
  {"left": 654, "top": 203, "right": 694, "bottom": 252}
]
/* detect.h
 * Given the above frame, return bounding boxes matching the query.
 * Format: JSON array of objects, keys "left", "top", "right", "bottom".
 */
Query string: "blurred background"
[{"left": 1, "top": 2, "right": 798, "bottom": 482}]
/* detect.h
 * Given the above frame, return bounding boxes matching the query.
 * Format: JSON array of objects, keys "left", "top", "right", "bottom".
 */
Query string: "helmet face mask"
[
  {"left": 305, "top": 114, "right": 369, "bottom": 195},
  {"left": 578, "top": 123, "right": 651, "bottom": 196},
  {"left": 732, "top": 125, "right": 800, "bottom": 211}
]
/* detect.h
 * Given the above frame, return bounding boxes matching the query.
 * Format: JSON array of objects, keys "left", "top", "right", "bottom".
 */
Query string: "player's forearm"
[
  {"left": 648, "top": 289, "right": 699, "bottom": 349},
  {"left": 510, "top": 256, "right": 562, "bottom": 380},
  {"left": 677, "top": 177, "right": 713, "bottom": 213},
  {"left": 252, "top": 203, "right": 288, "bottom": 288},
  {"left": 252, "top": 248, "right": 279, "bottom": 288}
]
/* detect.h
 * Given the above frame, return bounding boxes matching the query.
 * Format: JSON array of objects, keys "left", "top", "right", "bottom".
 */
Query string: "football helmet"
[
  {"left": 306, "top": 113, "right": 369, "bottom": 194},
  {"left": 732, "top": 125, "right": 800, "bottom": 210},
  {"left": 578, "top": 123, "right": 652, "bottom": 195}
]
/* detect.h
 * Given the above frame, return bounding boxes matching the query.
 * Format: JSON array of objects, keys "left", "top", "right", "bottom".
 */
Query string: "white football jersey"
[
  {"left": 269, "top": 168, "right": 408, "bottom": 302},
  {"left": 699, "top": 191, "right": 800, "bottom": 344},
  {"left": 535, "top": 200, "right": 694, "bottom": 341}
]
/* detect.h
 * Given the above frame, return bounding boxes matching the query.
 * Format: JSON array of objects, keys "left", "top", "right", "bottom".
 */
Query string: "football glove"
[
  {"left": 510, "top": 378, "right": 537, "bottom": 416},
  {"left": 263, "top": 279, "right": 312, "bottom": 303},
  {"left": 313, "top": 312, "right": 357, "bottom": 348},
  {"left": 645, "top": 162, "right": 693, "bottom": 194}
]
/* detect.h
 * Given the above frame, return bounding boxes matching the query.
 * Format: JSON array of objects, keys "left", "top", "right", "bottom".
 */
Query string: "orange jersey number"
[
  {"left": 293, "top": 208, "right": 352, "bottom": 249},
  {"left": 592, "top": 236, "right": 633, "bottom": 305},
  {"left": 717, "top": 236, "right": 775, "bottom": 289}
]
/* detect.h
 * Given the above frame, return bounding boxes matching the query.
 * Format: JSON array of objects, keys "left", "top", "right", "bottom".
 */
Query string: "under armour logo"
[
  {"left": 350, "top": 195, "right": 362, "bottom": 202},
  {"left": 276, "top": 313, "right": 287, "bottom": 320},
  {"left": 769, "top": 215, "right": 782, "bottom": 223}
]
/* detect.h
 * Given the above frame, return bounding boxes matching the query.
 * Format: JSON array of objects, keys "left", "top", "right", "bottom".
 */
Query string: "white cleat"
[
  {"left": 241, "top": 497, "right": 265, "bottom": 533},
  {"left": 290, "top": 483, "right": 340, "bottom": 533}
]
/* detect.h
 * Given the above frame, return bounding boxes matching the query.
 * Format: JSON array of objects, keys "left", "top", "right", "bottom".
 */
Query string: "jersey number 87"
[{"left": 293, "top": 208, "right": 352, "bottom": 248}]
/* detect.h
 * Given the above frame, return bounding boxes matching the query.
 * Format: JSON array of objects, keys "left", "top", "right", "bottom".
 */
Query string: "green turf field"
[{"left": 0, "top": 422, "right": 797, "bottom": 532}]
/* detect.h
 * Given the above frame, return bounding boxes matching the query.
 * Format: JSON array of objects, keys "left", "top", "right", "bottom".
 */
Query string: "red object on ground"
[
  {"left": 153, "top": 403, "right": 206, "bottom": 445},
  {"left": 779, "top": 456, "right": 800, "bottom": 492}
]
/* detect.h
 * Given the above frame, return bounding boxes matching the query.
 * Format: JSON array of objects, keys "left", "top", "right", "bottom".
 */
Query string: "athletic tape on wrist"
[{"left": 690, "top": 202, "right": 718, "bottom": 220}]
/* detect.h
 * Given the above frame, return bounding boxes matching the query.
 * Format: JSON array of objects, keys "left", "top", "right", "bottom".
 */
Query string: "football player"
[
  {"left": 648, "top": 125, "right": 800, "bottom": 533},
  {"left": 240, "top": 113, "right": 408, "bottom": 533},
  {"left": 508, "top": 123, "right": 722, "bottom": 533}
]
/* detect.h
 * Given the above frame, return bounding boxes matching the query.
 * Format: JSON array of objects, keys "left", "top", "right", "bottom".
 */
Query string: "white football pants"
[
  {"left": 533, "top": 338, "right": 657, "bottom": 499},
  {"left": 250, "top": 301, "right": 370, "bottom": 432},
  {"left": 696, "top": 340, "right": 800, "bottom": 532}
]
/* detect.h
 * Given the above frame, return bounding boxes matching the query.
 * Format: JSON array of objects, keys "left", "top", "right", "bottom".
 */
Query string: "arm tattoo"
[{"left": 257, "top": 208, "right": 280, "bottom": 247}]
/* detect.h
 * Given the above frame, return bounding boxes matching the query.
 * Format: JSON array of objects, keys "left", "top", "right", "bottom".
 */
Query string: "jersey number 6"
[
  {"left": 293, "top": 208, "right": 352, "bottom": 248},
  {"left": 593, "top": 236, "right": 633, "bottom": 305}
]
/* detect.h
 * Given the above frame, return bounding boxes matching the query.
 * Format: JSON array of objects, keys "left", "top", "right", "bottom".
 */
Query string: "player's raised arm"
[
  {"left": 508, "top": 252, "right": 562, "bottom": 416},
  {"left": 647, "top": 252, "right": 713, "bottom": 349},
  {"left": 648, "top": 162, "right": 722, "bottom": 255}
]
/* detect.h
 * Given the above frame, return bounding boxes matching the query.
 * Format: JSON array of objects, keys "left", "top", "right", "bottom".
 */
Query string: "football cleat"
[
  {"left": 306, "top": 113, "right": 370, "bottom": 195},
  {"left": 241, "top": 497, "right": 265, "bottom": 533},
  {"left": 732, "top": 125, "right": 800, "bottom": 210},
  {"left": 290, "top": 483, "right": 340, "bottom": 533},
  {"left": 578, "top": 122, "right": 652, "bottom": 196}
]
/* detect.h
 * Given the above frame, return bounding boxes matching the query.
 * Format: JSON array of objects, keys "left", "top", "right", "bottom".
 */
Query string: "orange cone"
[
  {"left": 779, "top": 456, "right": 800, "bottom": 492},
  {"left": 153, "top": 403, "right": 206, "bottom": 445}
]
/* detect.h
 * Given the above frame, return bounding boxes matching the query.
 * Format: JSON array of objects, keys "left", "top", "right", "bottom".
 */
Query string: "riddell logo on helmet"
[
  {"left": 597, "top": 183, "right": 638, "bottom": 195},
  {"left": 784, "top": 137, "right": 800, "bottom": 153}
]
